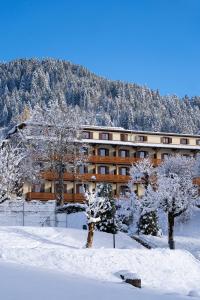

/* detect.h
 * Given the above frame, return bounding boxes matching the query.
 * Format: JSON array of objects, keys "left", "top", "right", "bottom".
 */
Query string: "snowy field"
[{"left": 0, "top": 226, "right": 199, "bottom": 299}]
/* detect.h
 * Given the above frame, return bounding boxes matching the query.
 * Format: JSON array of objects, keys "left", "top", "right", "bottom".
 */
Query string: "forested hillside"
[{"left": 1, "top": 58, "right": 200, "bottom": 134}]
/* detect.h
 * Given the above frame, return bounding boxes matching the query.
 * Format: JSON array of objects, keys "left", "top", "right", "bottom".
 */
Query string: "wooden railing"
[
  {"left": 42, "top": 172, "right": 131, "bottom": 183},
  {"left": 88, "top": 156, "right": 161, "bottom": 165},
  {"left": 26, "top": 192, "right": 85, "bottom": 203}
]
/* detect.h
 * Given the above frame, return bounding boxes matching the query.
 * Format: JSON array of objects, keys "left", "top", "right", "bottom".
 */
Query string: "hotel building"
[{"left": 8, "top": 124, "right": 200, "bottom": 203}]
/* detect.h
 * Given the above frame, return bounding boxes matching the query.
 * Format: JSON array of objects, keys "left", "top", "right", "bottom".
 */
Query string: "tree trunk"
[
  {"left": 86, "top": 222, "right": 95, "bottom": 248},
  {"left": 168, "top": 212, "right": 175, "bottom": 249}
]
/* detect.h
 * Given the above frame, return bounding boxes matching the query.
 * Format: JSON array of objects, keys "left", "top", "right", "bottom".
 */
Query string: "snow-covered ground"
[
  {"left": 140, "top": 207, "right": 200, "bottom": 260},
  {"left": 0, "top": 226, "right": 199, "bottom": 299},
  {"left": 0, "top": 261, "right": 191, "bottom": 300}
]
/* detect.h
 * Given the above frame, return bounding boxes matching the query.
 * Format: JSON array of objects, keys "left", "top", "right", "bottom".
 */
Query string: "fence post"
[
  {"left": 54, "top": 207, "right": 57, "bottom": 227},
  {"left": 22, "top": 202, "right": 25, "bottom": 226},
  {"left": 66, "top": 213, "right": 68, "bottom": 228}
]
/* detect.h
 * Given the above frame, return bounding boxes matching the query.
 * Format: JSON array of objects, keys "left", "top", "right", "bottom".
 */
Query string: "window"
[
  {"left": 119, "top": 185, "right": 130, "bottom": 196},
  {"left": 98, "top": 166, "right": 109, "bottom": 174},
  {"left": 119, "top": 149, "right": 129, "bottom": 157},
  {"left": 32, "top": 183, "right": 45, "bottom": 193},
  {"left": 101, "top": 133, "right": 109, "bottom": 140},
  {"left": 161, "top": 153, "right": 170, "bottom": 159},
  {"left": 180, "top": 138, "right": 189, "bottom": 145},
  {"left": 78, "top": 165, "right": 88, "bottom": 174},
  {"left": 136, "top": 135, "right": 147, "bottom": 142},
  {"left": 76, "top": 184, "right": 88, "bottom": 194},
  {"left": 136, "top": 151, "right": 148, "bottom": 158},
  {"left": 98, "top": 148, "right": 109, "bottom": 156},
  {"left": 119, "top": 167, "right": 129, "bottom": 175},
  {"left": 55, "top": 183, "right": 68, "bottom": 194},
  {"left": 161, "top": 137, "right": 172, "bottom": 144},
  {"left": 196, "top": 139, "right": 200, "bottom": 145},
  {"left": 83, "top": 131, "right": 92, "bottom": 139},
  {"left": 120, "top": 133, "right": 128, "bottom": 141},
  {"left": 99, "top": 132, "right": 113, "bottom": 140},
  {"left": 80, "top": 147, "right": 88, "bottom": 155}
]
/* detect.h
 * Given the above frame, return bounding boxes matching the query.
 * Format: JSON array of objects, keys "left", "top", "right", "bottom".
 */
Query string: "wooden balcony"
[
  {"left": 88, "top": 156, "right": 161, "bottom": 165},
  {"left": 26, "top": 192, "right": 85, "bottom": 203},
  {"left": 193, "top": 178, "right": 200, "bottom": 185},
  {"left": 42, "top": 172, "right": 131, "bottom": 183}
]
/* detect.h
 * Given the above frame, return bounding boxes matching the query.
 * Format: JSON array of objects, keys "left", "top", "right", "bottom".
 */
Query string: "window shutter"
[
  {"left": 106, "top": 166, "right": 109, "bottom": 174},
  {"left": 106, "top": 149, "right": 109, "bottom": 156},
  {"left": 109, "top": 133, "right": 113, "bottom": 140},
  {"left": 99, "top": 133, "right": 102, "bottom": 139},
  {"left": 169, "top": 137, "right": 172, "bottom": 144},
  {"left": 161, "top": 137, "right": 164, "bottom": 143},
  {"left": 144, "top": 136, "right": 148, "bottom": 142},
  {"left": 89, "top": 132, "right": 93, "bottom": 139}
]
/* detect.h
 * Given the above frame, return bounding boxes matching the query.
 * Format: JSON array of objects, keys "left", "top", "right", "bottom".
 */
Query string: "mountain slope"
[{"left": 1, "top": 58, "right": 200, "bottom": 133}]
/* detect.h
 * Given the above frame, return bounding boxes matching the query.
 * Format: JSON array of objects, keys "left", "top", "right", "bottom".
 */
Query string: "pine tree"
[{"left": 96, "top": 183, "right": 118, "bottom": 234}]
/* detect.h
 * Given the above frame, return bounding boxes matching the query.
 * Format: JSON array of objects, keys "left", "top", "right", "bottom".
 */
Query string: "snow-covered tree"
[
  {"left": 85, "top": 185, "right": 111, "bottom": 248},
  {"left": 157, "top": 156, "right": 197, "bottom": 249},
  {"left": 23, "top": 100, "right": 88, "bottom": 206},
  {"left": 137, "top": 185, "right": 159, "bottom": 236},
  {"left": 129, "top": 158, "right": 159, "bottom": 235},
  {"left": 95, "top": 183, "right": 117, "bottom": 234},
  {"left": 0, "top": 141, "right": 38, "bottom": 202}
]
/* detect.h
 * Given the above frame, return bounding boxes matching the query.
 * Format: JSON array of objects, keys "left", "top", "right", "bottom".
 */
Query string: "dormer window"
[
  {"left": 99, "top": 132, "right": 113, "bottom": 140},
  {"left": 83, "top": 131, "right": 93, "bottom": 139},
  {"left": 161, "top": 137, "right": 172, "bottom": 144},
  {"left": 180, "top": 138, "right": 189, "bottom": 145},
  {"left": 136, "top": 135, "right": 148, "bottom": 142},
  {"left": 120, "top": 133, "right": 128, "bottom": 141},
  {"left": 196, "top": 139, "right": 200, "bottom": 145}
]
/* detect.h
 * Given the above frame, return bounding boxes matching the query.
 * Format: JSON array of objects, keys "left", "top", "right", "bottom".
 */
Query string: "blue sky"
[{"left": 0, "top": 0, "right": 200, "bottom": 97}]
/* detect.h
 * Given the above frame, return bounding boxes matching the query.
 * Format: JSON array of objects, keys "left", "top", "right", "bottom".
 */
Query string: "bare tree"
[{"left": 23, "top": 100, "right": 88, "bottom": 206}]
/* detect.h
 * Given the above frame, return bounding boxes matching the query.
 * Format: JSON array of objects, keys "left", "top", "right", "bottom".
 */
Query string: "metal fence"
[{"left": 0, "top": 200, "right": 86, "bottom": 228}]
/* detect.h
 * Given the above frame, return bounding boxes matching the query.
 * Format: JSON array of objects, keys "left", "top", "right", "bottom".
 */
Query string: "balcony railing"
[
  {"left": 88, "top": 156, "right": 161, "bottom": 165},
  {"left": 26, "top": 192, "right": 85, "bottom": 203},
  {"left": 42, "top": 172, "right": 131, "bottom": 183}
]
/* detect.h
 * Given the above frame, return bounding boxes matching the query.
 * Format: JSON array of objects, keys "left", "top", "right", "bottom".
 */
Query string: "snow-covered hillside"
[{"left": 0, "top": 226, "right": 199, "bottom": 299}]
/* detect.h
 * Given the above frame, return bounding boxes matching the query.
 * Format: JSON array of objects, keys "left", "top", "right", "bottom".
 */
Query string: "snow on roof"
[
  {"left": 82, "top": 139, "right": 200, "bottom": 150},
  {"left": 7, "top": 122, "right": 200, "bottom": 139}
]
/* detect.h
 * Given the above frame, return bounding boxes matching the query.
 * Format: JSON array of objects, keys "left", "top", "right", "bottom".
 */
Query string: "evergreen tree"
[{"left": 96, "top": 183, "right": 118, "bottom": 234}]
